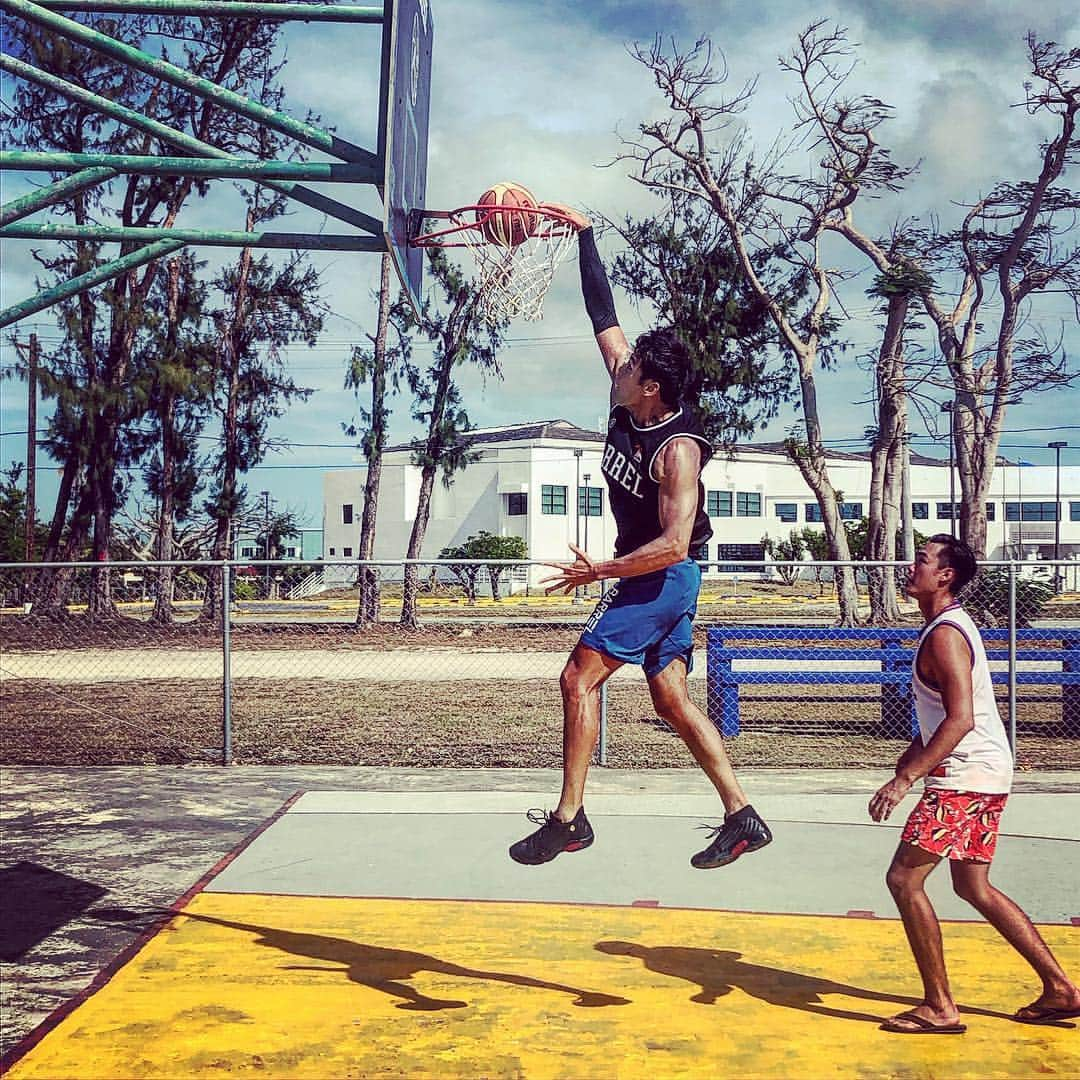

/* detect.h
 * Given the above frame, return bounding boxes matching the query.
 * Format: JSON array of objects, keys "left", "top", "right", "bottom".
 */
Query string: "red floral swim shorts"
[{"left": 900, "top": 788, "right": 1009, "bottom": 863}]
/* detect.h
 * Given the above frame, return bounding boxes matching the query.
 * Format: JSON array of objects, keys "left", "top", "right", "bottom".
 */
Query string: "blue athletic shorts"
[{"left": 579, "top": 559, "right": 701, "bottom": 678}]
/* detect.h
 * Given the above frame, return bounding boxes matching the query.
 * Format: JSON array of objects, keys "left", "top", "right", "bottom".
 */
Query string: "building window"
[
  {"left": 1005, "top": 501, "right": 1058, "bottom": 521},
  {"left": 805, "top": 503, "right": 822, "bottom": 523},
  {"left": 343, "top": 546, "right": 353, "bottom": 557},
  {"left": 328, "top": 547, "right": 336, "bottom": 556},
  {"left": 774, "top": 503, "right": 798, "bottom": 523},
  {"left": 541, "top": 485, "right": 567, "bottom": 515},
  {"left": 578, "top": 486, "right": 603, "bottom": 517},
  {"left": 707, "top": 490, "right": 733, "bottom": 517},
  {"left": 736, "top": 491, "right": 762, "bottom": 517},
  {"left": 839, "top": 502, "right": 863, "bottom": 521},
  {"left": 342, "top": 503, "right": 353, "bottom": 525},
  {"left": 285, "top": 547, "right": 297, "bottom": 557},
  {"left": 716, "top": 543, "right": 766, "bottom": 573},
  {"left": 241, "top": 546, "right": 254, "bottom": 558},
  {"left": 912, "top": 502, "right": 929, "bottom": 520},
  {"left": 985, "top": 502, "right": 996, "bottom": 522},
  {"left": 506, "top": 492, "right": 527, "bottom": 516},
  {"left": 937, "top": 502, "right": 960, "bottom": 520},
  {"left": 1072, "top": 502, "right": 1080, "bottom": 522}
]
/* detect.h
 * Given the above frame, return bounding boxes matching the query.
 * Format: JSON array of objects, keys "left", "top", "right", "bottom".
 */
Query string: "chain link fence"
[{"left": 2, "top": 558, "right": 1077, "bottom": 770}]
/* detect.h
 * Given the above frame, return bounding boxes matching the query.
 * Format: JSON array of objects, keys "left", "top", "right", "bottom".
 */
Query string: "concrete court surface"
[{"left": 1, "top": 767, "right": 1078, "bottom": 1079}]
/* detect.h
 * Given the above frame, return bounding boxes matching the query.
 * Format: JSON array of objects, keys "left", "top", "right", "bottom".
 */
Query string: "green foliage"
[
  {"left": 964, "top": 569, "right": 1054, "bottom": 627},
  {"left": 760, "top": 529, "right": 806, "bottom": 585},
  {"left": 607, "top": 178, "right": 795, "bottom": 445},
  {"left": 440, "top": 531, "right": 528, "bottom": 602}
]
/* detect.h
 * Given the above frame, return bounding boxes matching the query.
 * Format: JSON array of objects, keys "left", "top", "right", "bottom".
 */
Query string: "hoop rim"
[{"left": 408, "top": 204, "right": 580, "bottom": 248}]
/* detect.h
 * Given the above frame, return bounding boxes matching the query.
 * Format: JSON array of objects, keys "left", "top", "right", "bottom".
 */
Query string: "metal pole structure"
[
  {"left": 1007, "top": 560, "right": 1017, "bottom": 760},
  {"left": 0, "top": 54, "right": 382, "bottom": 234},
  {"left": 598, "top": 579, "right": 609, "bottom": 766},
  {"left": 573, "top": 449, "right": 582, "bottom": 603},
  {"left": 1017, "top": 461, "right": 1024, "bottom": 555},
  {"left": 900, "top": 429, "right": 914, "bottom": 563},
  {"left": 583, "top": 474, "right": 591, "bottom": 557},
  {"left": 260, "top": 491, "right": 271, "bottom": 598},
  {"left": 222, "top": 562, "right": 232, "bottom": 765},
  {"left": 1, "top": 221, "right": 383, "bottom": 250},
  {"left": 24, "top": 333, "right": 37, "bottom": 563},
  {"left": 941, "top": 401, "right": 955, "bottom": 530},
  {"left": 1049, "top": 441, "right": 1066, "bottom": 593}
]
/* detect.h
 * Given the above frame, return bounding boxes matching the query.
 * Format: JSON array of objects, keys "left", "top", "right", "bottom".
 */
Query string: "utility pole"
[
  {"left": 260, "top": 490, "right": 271, "bottom": 598},
  {"left": 900, "top": 429, "right": 914, "bottom": 563},
  {"left": 24, "top": 333, "right": 38, "bottom": 563},
  {"left": 941, "top": 401, "right": 955, "bottom": 530},
  {"left": 573, "top": 448, "right": 582, "bottom": 604}
]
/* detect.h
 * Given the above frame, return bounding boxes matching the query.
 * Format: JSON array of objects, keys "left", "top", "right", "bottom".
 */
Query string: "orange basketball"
[{"left": 476, "top": 181, "right": 539, "bottom": 247}]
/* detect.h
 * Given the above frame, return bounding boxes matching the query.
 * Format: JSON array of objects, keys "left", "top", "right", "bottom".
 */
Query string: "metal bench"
[{"left": 705, "top": 626, "right": 1080, "bottom": 739}]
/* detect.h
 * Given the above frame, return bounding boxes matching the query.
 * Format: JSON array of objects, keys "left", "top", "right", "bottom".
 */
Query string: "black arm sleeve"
[{"left": 578, "top": 227, "right": 618, "bottom": 335}]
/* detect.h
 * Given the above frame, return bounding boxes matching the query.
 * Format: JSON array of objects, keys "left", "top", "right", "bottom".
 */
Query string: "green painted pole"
[
  {"left": 0, "top": 166, "right": 116, "bottom": 226},
  {"left": 1, "top": 0, "right": 378, "bottom": 166},
  {"left": 33, "top": 0, "right": 383, "bottom": 20},
  {"left": 2, "top": 221, "right": 385, "bottom": 250},
  {"left": 0, "top": 54, "right": 384, "bottom": 235},
  {"left": 0, "top": 237, "right": 185, "bottom": 328},
  {"left": 2, "top": 150, "right": 380, "bottom": 183}
]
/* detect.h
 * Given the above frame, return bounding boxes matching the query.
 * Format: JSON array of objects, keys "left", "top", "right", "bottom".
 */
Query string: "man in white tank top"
[{"left": 870, "top": 535, "right": 1080, "bottom": 1033}]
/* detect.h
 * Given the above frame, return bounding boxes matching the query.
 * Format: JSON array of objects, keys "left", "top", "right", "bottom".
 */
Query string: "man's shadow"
[
  {"left": 595, "top": 941, "right": 1012, "bottom": 1024},
  {"left": 167, "top": 910, "right": 630, "bottom": 1012}
]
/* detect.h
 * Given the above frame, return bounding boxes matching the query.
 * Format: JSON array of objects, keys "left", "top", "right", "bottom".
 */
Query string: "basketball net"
[{"left": 410, "top": 206, "right": 578, "bottom": 326}]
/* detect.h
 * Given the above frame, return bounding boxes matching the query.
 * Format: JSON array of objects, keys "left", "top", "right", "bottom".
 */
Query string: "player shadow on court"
[
  {"left": 174, "top": 911, "right": 631, "bottom": 1012},
  {"left": 595, "top": 942, "right": 1013, "bottom": 1024}
]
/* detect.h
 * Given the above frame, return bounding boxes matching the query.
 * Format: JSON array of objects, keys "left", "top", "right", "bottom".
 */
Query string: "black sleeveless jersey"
[{"left": 600, "top": 406, "right": 714, "bottom": 559}]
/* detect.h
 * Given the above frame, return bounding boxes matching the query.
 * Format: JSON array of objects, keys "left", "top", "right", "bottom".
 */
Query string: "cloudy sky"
[{"left": 2, "top": 0, "right": 1078, "bottom": 528}]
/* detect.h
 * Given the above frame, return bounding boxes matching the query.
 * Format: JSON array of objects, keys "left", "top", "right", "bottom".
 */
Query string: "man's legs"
[
  {"left": 647, "top": 659, "right": 771, "bottom": 868},
  {"left": 554, "top": 643, "right": 623, "bottom": 821},
  {"left": 509, "top": 643, "right": 620, "bottom": 865},
  {"left": 950, "top": 861, "right": 1080, "bottom": 1018},
  {"left": 647, "top": 658, "right": 748, "bottom": 813},
  {"left": 884, "top": 843, "right": 964, "bottom": 1029}
]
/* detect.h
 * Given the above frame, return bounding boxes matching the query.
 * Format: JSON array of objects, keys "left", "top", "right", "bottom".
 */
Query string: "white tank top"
[{"left": 913, "top": 604, "right": 1013, "bottom": 794}]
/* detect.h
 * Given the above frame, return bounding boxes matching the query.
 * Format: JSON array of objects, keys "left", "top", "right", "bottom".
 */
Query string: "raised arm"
[{"left": 543, "top": 204, "right": 629, "bottom": 379}]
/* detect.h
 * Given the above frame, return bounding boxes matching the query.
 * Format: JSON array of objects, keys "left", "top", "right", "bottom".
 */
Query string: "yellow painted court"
[
  {"left": 6, "top": 897, "right": 1078, "bottom": 1078},
  {"left": 4, "top": 789, "right": 1078, "bottom": 1079}
]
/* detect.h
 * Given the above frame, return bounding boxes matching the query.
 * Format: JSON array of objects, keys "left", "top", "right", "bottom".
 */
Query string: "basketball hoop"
[{"left": 409, "top": 203, "right": 578, "bottom": 326}]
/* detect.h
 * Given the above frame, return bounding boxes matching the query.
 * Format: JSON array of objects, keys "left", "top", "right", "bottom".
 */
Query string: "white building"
[{"left": 321, "top": 419, "right": 1080, "bottom": 589}]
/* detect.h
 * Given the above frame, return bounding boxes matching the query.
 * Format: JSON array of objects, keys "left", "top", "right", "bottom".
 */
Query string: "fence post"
[
  {"left": 706, "top": 629, "right": 740, "bottom": 737},
  {"left": 598, "top": 579, "right": 609, "bottom": 765},
  {"left": 1063, "top": 633, "right": 1080, "bottom": 738},
  {"left": 222, "top": 562, "right": 232, "bottom": 765},
  {"left": 1007, "top": 561, "right": 1017, "bottom": 759},
  {"left": 880, "top": 632, "right": 909, "bottom": 738}
]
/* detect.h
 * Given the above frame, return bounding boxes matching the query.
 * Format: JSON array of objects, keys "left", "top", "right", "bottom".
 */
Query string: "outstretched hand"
[
  {"left": 868, "top": 775, "right": 913, "bottom": 822},
  {"left": 540, "top": 544, "right": 600, "bottom": 595},
  {"left": 540, "top": 202, "right": 590, "bottom": 231}
]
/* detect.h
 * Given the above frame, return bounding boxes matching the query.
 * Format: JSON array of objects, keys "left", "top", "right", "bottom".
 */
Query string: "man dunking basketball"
[
  {"left": 871, "top": 535, "right": 1080, "bottom": 1033},
  {"left": 508, "top": 207, "right": 772, "bottom": 870}
]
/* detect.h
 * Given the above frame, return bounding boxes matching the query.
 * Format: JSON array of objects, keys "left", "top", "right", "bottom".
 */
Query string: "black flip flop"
[
  {"left": 1013, "top": 1004, "right": 1080, "bottom": 1025},
  {"left": 881, "top": 1010, "right": 967, "bottom": 1035}
]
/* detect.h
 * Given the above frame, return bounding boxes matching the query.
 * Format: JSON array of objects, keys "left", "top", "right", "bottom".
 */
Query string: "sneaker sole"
[
  {"left": 509, "top": 833, "right": 594, "bottom": 866},
  {"left": 691, "top": 834, "right": 772, "bottom": 870}
]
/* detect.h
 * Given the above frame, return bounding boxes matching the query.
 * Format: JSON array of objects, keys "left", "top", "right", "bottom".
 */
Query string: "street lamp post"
[
  {"left": 941, "top": 401, "right": 955, "bottom": 531},
  {"left": 583, "top": 473, "right": 591, "bottom": 557},
  {"left": 1049, "top": 441, "right": 1067, "bottom": 592},
  {"left": 259, "top": 490, "right": 271, "bottom": 597},
  {"left": 573, "top": 449, "right": 583, "bottom": 603}
]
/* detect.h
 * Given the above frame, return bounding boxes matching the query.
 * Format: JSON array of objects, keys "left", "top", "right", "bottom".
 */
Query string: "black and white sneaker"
[
  {"left": 509, "top": 807, "right": 594, "bottom": 865},
  {"left": 690, "top": 804, "right": 772, "bottom": 869}
]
